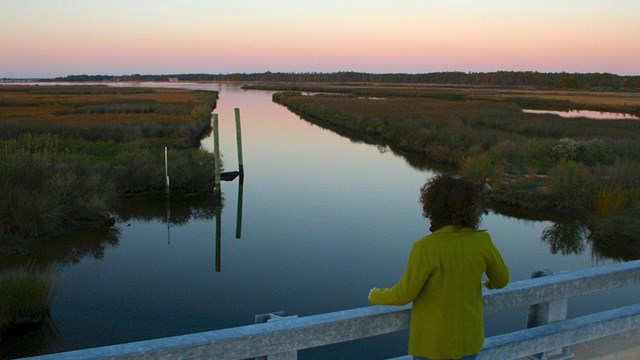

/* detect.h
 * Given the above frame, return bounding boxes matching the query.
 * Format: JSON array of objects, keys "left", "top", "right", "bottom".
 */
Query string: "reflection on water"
[
  {"left": 235, "top": 175, "right": 244, "bottom": 239},
  {"left": 117, "top": 192, "right": 223, "bottom": 226},
  {"left": 541, "top": 221, "right": 587, "bottom": 256},
  {"left": 523, "top": 109, "right": 640, "bottom": 120},
  {"left": 17, "top": 230, "right": 121, "bottom": 267},
  {"left": 0, "top": 318, "right": 61, "bottom": 360},
  {"left": 292, "top": 102, "right": 640, "bottom": 263},
  {"left": 287, "top": 105, "right": 455, "bottom": 173},
  {"left": 3, "top": 82, "right": 640, "bottom": 360},
  {"left": 539, "top": 220, "right": 640, "bottom": 262}
]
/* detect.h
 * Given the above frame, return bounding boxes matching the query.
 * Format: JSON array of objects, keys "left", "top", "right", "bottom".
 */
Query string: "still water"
[
  {"left": 522, "top": 108, "right": 640, "bottom": 120},
  {"left": 3, "top": 83, "right": 639, "bottom": 359}
]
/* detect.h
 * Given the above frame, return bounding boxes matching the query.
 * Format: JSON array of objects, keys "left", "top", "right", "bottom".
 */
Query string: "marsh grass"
[
  {"left": 590, "top": 205, "right": 640, "bottom": 246},
  {"left": 0, "top": 86, "right": 214, "bottom": 146},
  {"left": 274, "top": 92, "right": 640, "bottom": 173},
  {"left": 0, "top": 263, "right": 59, "bottom": 334},
  {"left": 593, "top": 186, "right": 629, "bottom": 220},
  {"left": 273, "top": 89, "right": 640, "bottom": 244},
  {"left": 0, "top": 86, "right": 218, "bottom": 243}
]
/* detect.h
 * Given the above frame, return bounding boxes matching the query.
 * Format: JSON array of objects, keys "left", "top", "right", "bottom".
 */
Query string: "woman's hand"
[{"left": 368, "top": 287, "right": 379, "bottom": 301}]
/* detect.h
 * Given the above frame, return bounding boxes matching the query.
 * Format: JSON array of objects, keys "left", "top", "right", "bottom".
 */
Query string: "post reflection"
[
  {"left": 540, "top": 220, "right": 640, "bottom": 261},
  {"left": 236, "top": 175, "right": 244, "bottom": 239},
  {"left": 214, "top": 175, "right": 244, "bottom": 272},
  {"left": 215, "top": 205, "right": 222, "bottom": 272},
  {"left": 166, "top": 197, "right": 171, "bottom": 245}
]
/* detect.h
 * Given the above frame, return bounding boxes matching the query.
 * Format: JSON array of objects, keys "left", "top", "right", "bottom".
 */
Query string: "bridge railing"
[{"left": 23, "top": 260, "right": 640, "bottom": 360}]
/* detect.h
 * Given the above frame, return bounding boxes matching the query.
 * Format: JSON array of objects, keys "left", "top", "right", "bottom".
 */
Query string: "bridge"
[{"left": 22, "top": 260, "right": 640, "bottom": 360}]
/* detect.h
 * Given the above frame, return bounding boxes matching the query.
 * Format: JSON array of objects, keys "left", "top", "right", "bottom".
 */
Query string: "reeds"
[
  {"left": 0, "top": 263, "right": 60, "bottom": 334},
  {"left": 593, "top": 186, "right": 629, "bottom": 221},
  {"left": 273, "top": 90, "right": 640, "bottom": 244},
  {"left": 0, "top": 86, "right": 219, "bottom": 242}
]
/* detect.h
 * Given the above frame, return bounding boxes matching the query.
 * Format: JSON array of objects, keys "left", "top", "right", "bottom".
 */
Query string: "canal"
[{"left": 2, "top": 82, "right": 639, "bottom": 359}]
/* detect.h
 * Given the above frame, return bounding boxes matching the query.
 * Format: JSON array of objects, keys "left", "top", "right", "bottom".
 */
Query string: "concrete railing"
[{"left": 23, "top": 260, "right": 640, "bottom": 360}]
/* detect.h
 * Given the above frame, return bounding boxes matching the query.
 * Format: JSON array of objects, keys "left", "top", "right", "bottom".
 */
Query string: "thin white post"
[{"left": 164, "top": 146, "right": 170, "bottom": 195}]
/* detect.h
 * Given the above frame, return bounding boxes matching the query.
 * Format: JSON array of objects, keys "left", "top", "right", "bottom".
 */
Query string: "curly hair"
[{"left": 420, "top": 174, "right": 483, "bottom": 231}]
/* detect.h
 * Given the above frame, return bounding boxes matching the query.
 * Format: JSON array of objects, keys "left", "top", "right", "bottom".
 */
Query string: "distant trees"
[{"left": 47, "top": 71, "right": 640, "bottom": 90}]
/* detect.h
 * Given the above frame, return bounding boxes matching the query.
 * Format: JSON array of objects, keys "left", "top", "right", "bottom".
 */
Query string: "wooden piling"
[
  {"left": 212, "top": 112, "right": 221, "bottom": 193},
  {"left": 234, "top": 108, "right": 244, "bottom": 177}
]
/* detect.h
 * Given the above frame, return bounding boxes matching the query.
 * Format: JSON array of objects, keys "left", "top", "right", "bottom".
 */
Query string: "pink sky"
[{"left": 1, "top": 1, "right": 639, "bottom": 78}]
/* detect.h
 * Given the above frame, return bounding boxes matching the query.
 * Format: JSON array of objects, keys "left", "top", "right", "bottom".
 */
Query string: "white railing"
[{"left": 23, "top": 260, "right": 640, "bottom": 360}]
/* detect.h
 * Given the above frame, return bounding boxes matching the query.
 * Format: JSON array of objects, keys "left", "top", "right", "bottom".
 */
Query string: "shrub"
[
  {"left": 593, "top": 159, "right": 640, "bottom": 188},
  {"left": 547, "top": 161, "right": 593, "bottom": 211},
  {"left": 577, "top": 139, "right": 615, "bottom": 166},
  {"left": 551, "top": 138, "right": 615, "bottom": 166},
  {"left": 460, "top": 152, "right": 498, "bottom": 183},
  {"left": 551, "top": 138, "right": 581, "bottom": 161}
]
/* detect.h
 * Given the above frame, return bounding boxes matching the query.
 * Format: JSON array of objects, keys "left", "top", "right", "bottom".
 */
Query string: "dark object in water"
[{"left": 221, "top": 171, "right": 240, "bottom": 181}]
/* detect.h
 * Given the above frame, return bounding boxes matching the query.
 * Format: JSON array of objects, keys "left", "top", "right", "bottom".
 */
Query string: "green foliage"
[
  {"left": 547, "top": 161, "right": 593, "bottom": 211},
  {"left": 490, "top": 139, "right": 557, "bottom": 174},
  {"left": 274, "top": 90, "right": 640, "bottom": 222},
  {"left": 460, "top": 152, "right": 498, "bottom": 183},
  {"left": 489, "top": 177, "right": 557, "bottom": 211},
  {"left": 0, "top": 86, "right": 219, "bottom": 242},
  {"left": 590, "top": 205, "right": 640, "bottom": 244},
  {"left": 0, "top": 263, "right": 59, "bottom": 333},
  {"left": 551, "top": 138, "right": 615, "bottom": 165},
  {"left": 0, "top": 136, "right": 117, "bottom": 239},
  {"left": 593, "top": 159, "right": 640, "bottom": 189}
]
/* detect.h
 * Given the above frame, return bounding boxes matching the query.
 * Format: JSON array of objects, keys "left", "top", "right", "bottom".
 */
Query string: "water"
[
  {"left": 2, "top": 82, "right": 639, "bottom": 359},
  {"left": 522, "top": 109, "right": 640, "bottom": 120}
]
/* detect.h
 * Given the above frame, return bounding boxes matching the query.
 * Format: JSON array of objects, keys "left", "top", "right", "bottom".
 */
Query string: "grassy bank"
[
  {"left": 0, "top": 263, "right": 59, "bottom": 336},
  {"left": 272, "top": 88, "right": 640, "bottom": 248},
  {"left": 0, "top": 85, "right": 219, "bottom": 245},
  {"left": 250, "top": 83, "right": 640, "bottom": 117}
]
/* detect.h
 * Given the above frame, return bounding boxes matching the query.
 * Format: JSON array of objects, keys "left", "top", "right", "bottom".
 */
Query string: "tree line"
[{"left": 46, "top": 71, "right": 640, "bottom": 90}]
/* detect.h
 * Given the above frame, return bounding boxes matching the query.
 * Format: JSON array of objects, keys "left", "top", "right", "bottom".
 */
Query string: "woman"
[{"left": 369, "top": 175, "right": 509, "bottom": 360}]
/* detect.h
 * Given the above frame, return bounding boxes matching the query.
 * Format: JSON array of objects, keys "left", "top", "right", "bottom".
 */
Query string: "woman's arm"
[
  {"left": 369, "top": 241, "right": 431, "bottom": 305},
  {"left": 484, "top": 241, "right": 510, "bottom": 290}
]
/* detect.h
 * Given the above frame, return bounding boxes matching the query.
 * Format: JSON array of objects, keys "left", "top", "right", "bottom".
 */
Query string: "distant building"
[{"left": 168, "top": 77, "right": 179, "bottom": 82}]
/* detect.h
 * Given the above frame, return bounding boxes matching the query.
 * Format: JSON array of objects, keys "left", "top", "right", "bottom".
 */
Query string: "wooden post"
[
  {"left": 234, "top": 108, "right": 244, "bottom": 177},
  {"left": 212, "top": 112, "right": 221, "bottom": 194}
]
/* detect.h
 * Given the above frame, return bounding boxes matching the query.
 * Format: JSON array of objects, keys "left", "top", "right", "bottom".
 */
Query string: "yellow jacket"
[{"left": 369, "top": 225, "right": 510, "bottom": 359}]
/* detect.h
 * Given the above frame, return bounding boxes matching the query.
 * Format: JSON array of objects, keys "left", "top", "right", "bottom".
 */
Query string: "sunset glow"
[{"left": 1, "top": 0, "right": 639, "bottom": 78}]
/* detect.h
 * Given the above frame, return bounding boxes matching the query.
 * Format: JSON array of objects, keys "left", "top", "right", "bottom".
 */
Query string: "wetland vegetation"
[
  {"left": 0, "top": 263, "right": 59, "bottom": 340},
  {"left": 49, "top": 71, "right": 640, "bottom": 91},
  {"left": 271, "top": 85, "right": 640, "bottom": 250},
  {"left": 0, "top": 85, "right": 220, "bottom": 249}
]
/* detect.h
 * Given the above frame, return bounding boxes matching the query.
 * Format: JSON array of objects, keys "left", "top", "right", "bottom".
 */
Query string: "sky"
[{"left": 1, "top": 0, "right": 639, "bottom": 78}]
